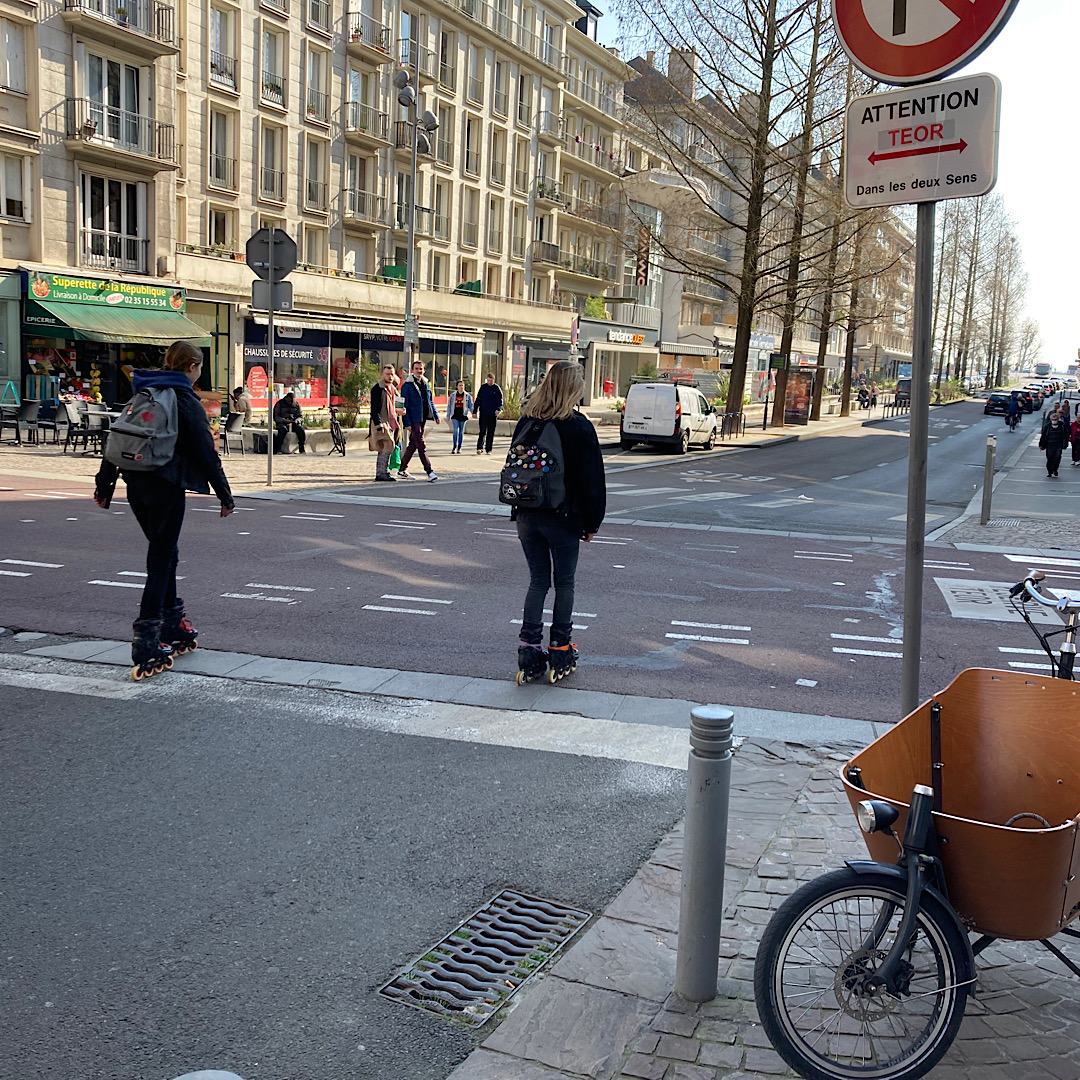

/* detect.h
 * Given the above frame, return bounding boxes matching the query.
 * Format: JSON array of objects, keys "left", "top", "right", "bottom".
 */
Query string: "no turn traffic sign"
[{"left": 833, "top": 0, "right": 1019, "bottom": 85}]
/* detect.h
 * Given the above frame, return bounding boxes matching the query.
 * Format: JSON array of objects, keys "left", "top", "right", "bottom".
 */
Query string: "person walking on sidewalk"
[
  {"left": 93, "top": 341, "right": 234, "bottom": 677},
  {"left": 399, "top": 359, "right": 439, "bottom": 481},
  {"left": 445, "top": 380, "right": 473, "bottom": 454},
  {"left": 370, "top": 363, "right": 399, "bottom": 481},
  {"left": 1040, "top": 413, "right": 1069, "bottom": 477},
  {"left": 273, "top": 392, "right": 306, "bottom": 453},
  {"left": 474, "top": 372, "right": 503, "bottom": 455},
  {"left": 512, "top": 360, "right": 605, "bottom": 684}
]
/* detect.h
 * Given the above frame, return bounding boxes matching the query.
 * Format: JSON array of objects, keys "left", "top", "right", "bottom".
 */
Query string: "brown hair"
[
  {"left": 521, "top": 360, "right": 584, "bottom": 421},
  {"left": 163, "top": 341, "right": 203, "bottom": 372}
]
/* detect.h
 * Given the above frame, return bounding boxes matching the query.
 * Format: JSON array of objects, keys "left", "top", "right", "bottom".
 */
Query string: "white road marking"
[
  {"left": 671, "top": 620, "right": 751, "bottom": 631},
  {"left": 512, "top": 618, "right": 589, "bottom": 630},
  {"left": 831, "top": 475, "right": 850, "bottom": 480},
  {"left": 748, "top": 498, "right": 804, "bottom": 508},
  {"left": 843, "top": 618, "right": 861, "bottom": 623},
  {"left": 796, "top": 550, "right": 852, "bottom": 558},
  {"left": 363, "top": 604, "right": 436, "bottom": 615},
  {"left": 0, "top": 668, "right": 139, "bottom": 699},
  {"left": 1003, "top": 555, "right": 1080, "bottom": 569},
  {"left": 795, "top": 679, "right": 818, "bottom": 688},
  {"left": 88, "top": 579, "right": 144, "bottom": 589},
  {"left": 665, "top": 632, "right": 750, "bottom": 645},
  {"left": 376, "top": 523, "right": 425, "bottom": 529},
  {"left": 794, "top": 555, "right": 851, "bottom": 563},
  {"left": 543, "top": 608, "right": 596, "bottom": 618},
  {"left": 611, "top": 487, "right": 685, "bottom": 497},
  {"left": 590, "top": 539, "right": 627, "bottom": 545},
  {"left": 0, "top": 569, "right": 31, "bottom": 577},
  {"left": 613, "top": 564, "right": 625, "bottom": 568},
  {"left": 222, "top": 592, "right": 301, "bottom": 604},
  {"left": 25, "top": 493, "right": 67, "bottom": 499},
  {"left": 1, "top": 559, "right": 63, "bottom": 568},
  {"left": 281, "top": 514, "right": 330, "bottom": 521},
  {"left": 831, "top": 633, "right": 903, "bottom": 644},
  {"left": 293, "top": 511, "right": 345, "bottom": 518},
  {"left": 118, "top": 571, "right": 185, "bottom": 580},
  {"left": 47, "top": 491, "right": 88, "bottom": 497},
  {"left": 381, "top": 594, "right": 452, "bottom": 604},
  {"left": 997, "top": 647, "right": 1048, "bottom": 655},
  {"left": 832, "top": 646, "right": 903, "bottom": 659},
  {"left": 246, "top": 582, "right": 316, "bottom": 592},
  {"left": 19, "top": 519, "right": 34, "bottom": 523},
  {"left": 389, "top": 519, "right": 438, "bottom": 526},
  {"left": 925, "top": 563, "right": 975, "bottom": 571},
  {"left": 673, "top": 491, "right": 750, "bottom": 502},
  {"left": 887, "top": 513, "right": 944, "bottom": 522},
  {"left": 1007, "top": 661, "right": 1053, "bottom": 672}
]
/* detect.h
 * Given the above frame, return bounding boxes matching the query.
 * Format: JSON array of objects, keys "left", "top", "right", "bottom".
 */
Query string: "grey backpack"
[
  {"left": 104, "top": 387, "right": 179, "bottom": 471},
  {"left": 498, "top": 418, "right": 567, "bottom": 510}
]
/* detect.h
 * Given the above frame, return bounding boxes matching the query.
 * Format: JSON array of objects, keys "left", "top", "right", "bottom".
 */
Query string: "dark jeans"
[
  {"left": 477, "top": 413, "right": 498, "bottom": 452},
  {"left": 274, "top": 421, "right": 306, "bottom": 452},
  {"left": 516, "top": 510, "right": 580, "bottom": 646},
  {"left": 1047, "top": 448, "right": 1064, "bottom": 474},
  {"left": 126, "top": 479, "right": 186, "bottom": 622},
  {"left": 400, "top": 422, "right": 432, "bottom": 473},
  {"left": 1073, "top": 439, "right": 1080, "bottom": 463}
]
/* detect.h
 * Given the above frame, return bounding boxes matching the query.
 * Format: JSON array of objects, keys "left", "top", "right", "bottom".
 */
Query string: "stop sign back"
[{"left": 834, "top": 0, "right": 1019, "bottom": 85}]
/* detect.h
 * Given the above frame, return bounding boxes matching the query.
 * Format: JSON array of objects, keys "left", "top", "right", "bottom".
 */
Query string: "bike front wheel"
[{"left": 754, "top": 867, "right": 970, "bottom": 1080}]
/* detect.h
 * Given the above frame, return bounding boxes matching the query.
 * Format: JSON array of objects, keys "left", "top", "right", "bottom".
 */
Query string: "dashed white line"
[
  {"left": 666, "top": 632, "right": 750, "bottom": 645},
  {"left": 281, "top": 515, "right": 331, "bottom": 522},
  {"left": 1, "top": 559, "right": 63, "bottom": 568},
  {"left": 363, "top": 604, "right": 436, "bottom": 615},
  {"left": 246, "top": 582, "right": 316, "bottom": 592},
  {"left": 997, "top": 647, "right": 1047, "bottom": 655},
  {"left": 831, "top": 633, "right": 902, "bottom": 644},
  {"left": 389, "top": 519, "right": 438, "bottom": 526},
  {"left": 381, "top": 594, "right": 452, "bottom": 604},
  {"left": 0, "top": 569, "right": 31, "bottom": 577},
  {"left": 832, "top": 646, "right": 903, "bottom": 659},
  {"left": 796, "top": 550, "right": 853, "bottom": 558},
  {"left": 794, "top": 555, "right": 852, "bottom": 563},
  {"left": 590, "top": 539, "right": 628, "bottom": 545},
  {"left": 512, "top": 618, "right": 590, "bottom": 630},
  {"left": 671, "top": 620, "right": 752, "bottom": 632},
  {"left": 376, "top": 523, "right": 425, "bottom": 530},
  {"left": 1003, "top": 555, "right": 1080, "bottom": 569},
  {"left": 293, "top": 511, "right": 345, "bottom": 518},
  {"left": 25, "top": 493, "right": 68, "bottom": 499},
  {"left": 1007, "top": 660, "right": 1053, "bottom": 672},
  {"left": 222, "top": 592, "right": 301, "bottom": 604},
  {"left": 831, "top": 475, "right": 850, "bottom": 480},
  {"left": 118, "top": 571, "right": 185, "bottom": 580},
  {"left": 88, "top": 579, "right": 144, "bottom": 589},
  {"left": 47, "top": 491, "right": 88, "bottom": 497}
]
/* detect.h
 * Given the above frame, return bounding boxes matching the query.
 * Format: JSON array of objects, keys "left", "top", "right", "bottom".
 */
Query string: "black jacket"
[
  {"left": 95, "top": 370, "right": 234, "bottom": 508},
  {"left": 274, "top": 397, "right": 303, "bottom": 424},
  {"left": 1041, "top": 422, "right": 1069, "bottom": 453},
  {"left": 511, "top": 411, "right": 605, "bottom": 535},
  {"left": 475, "top": 382, "right": 504, "bottom": 415}
]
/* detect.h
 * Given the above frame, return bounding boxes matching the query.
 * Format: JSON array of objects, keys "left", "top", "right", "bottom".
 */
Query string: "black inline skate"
[
  {"left": 131, "top": 618, "right": 173, "bottom": 681},
  {"left": 516, "top": 641, "right": 548, "bottom": 685},
  {"left": 161, "top": 599, "right": 198, "bottom": 656},
  {"left": 546, "top": 640, "right": 579, "bottom": 683}
]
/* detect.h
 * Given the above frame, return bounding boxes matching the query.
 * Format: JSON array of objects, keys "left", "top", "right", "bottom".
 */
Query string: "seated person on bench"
[{"left": 273, "top": 392, "right": 306, "bottom": 453}]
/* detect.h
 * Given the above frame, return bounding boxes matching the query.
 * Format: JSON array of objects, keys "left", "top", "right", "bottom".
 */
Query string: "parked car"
[
  {"left": 620, "top": 381, "right": 719, "bottom": 454},
  {"left": 1019, "top": 390, "right": 1036, "bottom": 413},
  {"left": 1065, "top": 376, "right": 1078, "bottom": 391},
  {"left": 983, "top": 392, "right": 1011, "bottom": 416},
  {"left": 1023, "top": 385, "right": 1046, "bottom": 410}
]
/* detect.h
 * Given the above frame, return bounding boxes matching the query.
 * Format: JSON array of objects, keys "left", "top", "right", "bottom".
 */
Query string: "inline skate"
[
  {"left": 131, "top": 618, "right": 173, "bottom": 681},
  {"left": 516, "top": 641, "right": 548, "bottom": 685},
  {"left": 161, "top": 599, "right": 198, "bottom": 656},
  {"left": 546, "top": 640, "right": 579, "bottom": 683}
]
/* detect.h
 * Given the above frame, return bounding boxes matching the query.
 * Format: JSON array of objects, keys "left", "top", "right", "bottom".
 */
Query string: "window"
[
  {"left": 463, "top": 114, "right": 480, "bottom": 176},
  {"left": 261, "top": 28, "right": 287, "bottom": 107},
  {"left": 208, "top": 206, "right": 236, "bottom": 249},
  {"left": 431, "top": 252, "right": 446, "bottom": 289},
  {"left": 1, "top": 153, "right": 26, "bottom": 219},
  {"left": 513, "top": 137, "right": 529, "bottom": 192},
  {"left": 489, "top": 127, "right": 506, "bottom": 185},
  {"left": 303, "top": 223, "right": 327, "bottom": 266},
  {"left": 208, "top": 109, "right": 236, "bottom": 189},
  {"left": 260, "top": 123, "right": 285, "bottom": 200},
  {"left": 510, "top": 202, "right": 525, "bottom": 259},
  {"left": 459, "top": 256, "right": 476, "bottom": 285},
  {"left": 209, "top": 6, "right": 236, "bottom": 89},
  {"left": 439, "top": 29, "right": 456, "bottom": 90},
  {"left": 485, "top": 264, "right": 500, "bottom": 296},
  {"left": 306, "top": 44, "right": 329, "bottom": 121},
  {"left": 542, "top": 22, "right": 558, "bottom": 67},
  {"left": 79, "top": 171, "right": 147, "bottom": 272},
  {"left": 436, "top": 103, "right": 453, "bottom": 165},
  {"left": 508, "top": 268, "right": 523, "bottom": 299},
  {"left": 433, "top": 178, "right": 451, "bottom": 239},
  {"left": 492, "top": 59, "right": 507, "bottom": 116},
  {"left": 0, "top": 18, "right": 26, "bottom": 93},
  {"left": 486, "top": 194, "right": 503, "bottom": 253},
  {"left": 305, "top": 137, "right": 328, "bottom": 210},
  {"left": 84, "top": 51, "right": 150, "bottom": 152},
  {"left": 516, "top": 72, "right": 531, "bottom": 125},
  {"left": 307, "top": 0, "right": 331, "bottom": 33},
  {"left": 461, "top": 187, "right": 479, "bottom": 247},
  {"left": 466, "top": 44, "right": 483, "bottom": 104}
]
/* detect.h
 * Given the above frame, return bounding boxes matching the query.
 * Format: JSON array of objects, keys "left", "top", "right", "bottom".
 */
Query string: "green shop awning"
[{"left": 23, "top": 298, "right": 211, "bottom": 346}]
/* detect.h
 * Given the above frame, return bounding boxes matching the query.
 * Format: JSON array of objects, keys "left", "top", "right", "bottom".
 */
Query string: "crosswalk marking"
[
  {"left": 512, "top": 618, "right": 590, "bottom": 630},
  {"left": 832, "top": 646, "right": 903, "bottom": 659},
  {"left": 376, "top": 523, "right": 425, "bottom": 529},
  {"left": 25, "top": 493, "right": 68, "bottom": 499},
  {"left": 389, "top": 519, "right": 438, "bottom": 526},
  {"left": 381, "top": 594, "right": 452, "bottom": 604},
  {"left": 246, "top": 582, "right": 315, "bottom": 592},
  {"left": 0, "top": 569, "right": 31, "bottom": 577},
  {"left": 222, "top": 592, "right": 301, "bottom": 604},
  {"left": 281, "top": 514, "right": 331, "bottom": 522},
  {"left": 671, "top": 620, "right": 751, "bottom": 632},
  {"left": 666, "top": 632, "right": 750, "bottom": 645},
  {"left": 364, "top": 604, "right": 436, "bottom": 615},
  {"left": 88, "top": 579, "right": 144, "bottom": 589},
  {"left": 831, "top": 633, "right": 902, "bottom": 644},
  {"left": 1, "top": 559, "right": 63, "bottom": 568}
]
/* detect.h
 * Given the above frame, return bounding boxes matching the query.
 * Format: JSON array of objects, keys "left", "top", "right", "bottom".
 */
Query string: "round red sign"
[
  {"left": 246, "top": 366, "right": 269, "bottom": 395},
  {"left": 833, "top": 0, "right": 1019, "bottom": 85}
]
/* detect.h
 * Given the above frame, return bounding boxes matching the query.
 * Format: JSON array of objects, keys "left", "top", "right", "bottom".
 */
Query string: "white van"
[{"left": 620, "top": 382, "right": 719, "bottom": 454}]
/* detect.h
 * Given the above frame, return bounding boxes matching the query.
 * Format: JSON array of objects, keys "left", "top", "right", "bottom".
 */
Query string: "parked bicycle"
[
  {"left": 754, "top": 571, "right": 1080, "bottom": 1080},
  {"left": 327, "top": 404, "right": 346, "bottom": 457}
]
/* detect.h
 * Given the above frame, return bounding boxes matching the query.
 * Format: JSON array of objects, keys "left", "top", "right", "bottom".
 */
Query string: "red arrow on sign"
[{"left": 869, "top": 138, "right": 967, "bottom": 165}]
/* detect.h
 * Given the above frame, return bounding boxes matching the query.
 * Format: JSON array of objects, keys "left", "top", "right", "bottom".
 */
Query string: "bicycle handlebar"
[{"left": 1013, "top": 572, "right": 1080, "bottom": 612}]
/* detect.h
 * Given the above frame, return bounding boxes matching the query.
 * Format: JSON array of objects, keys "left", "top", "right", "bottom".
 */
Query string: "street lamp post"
[{"left": 392, "top": 63, "right": 438, "bottom": 370}]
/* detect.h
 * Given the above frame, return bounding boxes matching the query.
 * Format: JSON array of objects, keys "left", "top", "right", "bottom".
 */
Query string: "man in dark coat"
[
  {"left": 473, "top": 372, "right": 503, "bottom": 454},
  {"left": 1041, "top": 414, "right": 1069, "bottom": 478},
  {"left": 273, "top": 392, "right": 306, "bottom": 453}
]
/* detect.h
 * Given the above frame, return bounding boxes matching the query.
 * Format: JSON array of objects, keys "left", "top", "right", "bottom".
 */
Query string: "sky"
[{"left": 599, "top": 2, "right": 1078, "bottom": 371}]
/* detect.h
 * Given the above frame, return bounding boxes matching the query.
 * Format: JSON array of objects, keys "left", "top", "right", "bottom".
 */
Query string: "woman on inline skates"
[
  {"left": 511, "top": 360, "right": 605, "bottom": 684},
  {"left": 94, "top": 341, "right": 234, "bottom": 679}
]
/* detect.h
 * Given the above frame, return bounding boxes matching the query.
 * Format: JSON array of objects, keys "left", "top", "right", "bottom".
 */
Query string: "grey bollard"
[
  {"left": 980, "top": 434, "right": 997, "bottom": 526},
  {"left": 675, "top": 705, "right": 734, "bottom": 1002}
]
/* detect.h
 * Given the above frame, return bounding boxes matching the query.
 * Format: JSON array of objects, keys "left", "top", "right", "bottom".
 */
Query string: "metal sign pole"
[
  {"left": 900, "top": 200, "right": 936, "bottom": 718},
  {"left": 267, "top": 226, "right": 275, "bottom": 487}
]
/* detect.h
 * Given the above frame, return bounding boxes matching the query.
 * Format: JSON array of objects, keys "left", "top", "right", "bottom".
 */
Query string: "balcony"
[
  {"left": 687, "top": 234, "right": 730, "bottom": 262},
  {"left": 466, "top": 76, "right": 483, "bottom": 104},
  {"left": 306, "top": 0, "right": 330, "bottom": 33},
  {"left": 462, "top": 219, "right": 479, "bottom": 247},
  {"left": 344, "top": 101, "right": 389, "bottom": 145},
  {"left": 261, "top": 0, "right": 288, "bottom": 15},
  {"left": 516, "top": 24, "right": 565, "bottom": 75},
  {"left": 209, "top": 50, "right": 237, "bottom": 91},
  {"left": 556, "top": 251, "right": 617, "bottom": 282},
  {"left": 452, "top": 0, "right": 516, "bottom": 52},
  {"left": 530, "top": 240, "right": 560, "bottom": 267},
  {"left": 62, "top": 0, "right": 177, "bottom": 58},
  {"left": 537, "top": 110, "right": 563, "bottom": 144},
  {"left": 683, "top": 275, "right": 726, "bottom": 301},
  {"left": 487, "top": 227, "right": 503, "bottom": 253},
  {"left": 565, "top": 137, "right": 622, "bottom": 176},
  {"left": 463, "top": 147, "right": 480, "bottom": 176},
  {"left": 393, "top": 202, "right": 434, "bottom": 237},
  {"left": 489, "top": 157, "right": 505, "bottom": 185},
  {"left": 534, "top": 176, "right": 562, "bottom": 204},
  {"left": 342, "top": 189, "right": 387, "bottom": 230},
  {"left": 346, "top": 12, "right": 392, "bottom": 64},
  {"left": 398, "top": 39, "right": 436, "bottom": 83},
  {"left": 80, "top": 227, "right": 149, "bottom": 273},
  {"left": 305, "top": 86, "right": 329, "bottom": 123},
  {"left": 64, "top": 98, "right": 177, "bottom": 171},
  {"left": 260, "top": 167, "right": 285, "bottom": 202},
  {"left": 562, "top": 194, "right": 621, "bottom": 230},
  {"left": 208, "top": 153, "right": 237, "bottom": 191},
  {"left": 260, "top": 70, "right": 286, "bottom": 108},
  {"left": 305, "top": 178, "right": 329, "bottom": 211},
  {"left": 565, "top": 74, "right": 617, "bottom": 117},
  {"left": 438, "top": 62, "right": 456, "bottom": 91}
]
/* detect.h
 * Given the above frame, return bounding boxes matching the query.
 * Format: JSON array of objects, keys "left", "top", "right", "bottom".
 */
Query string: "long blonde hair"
[{"left": 521, "top": 360, "right": 584, "bottom": 421}]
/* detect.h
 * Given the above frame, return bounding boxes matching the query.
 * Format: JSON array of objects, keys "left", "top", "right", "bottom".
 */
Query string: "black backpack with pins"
[{"left": 498, "top": 418, "right": 567, "bottom": 511}]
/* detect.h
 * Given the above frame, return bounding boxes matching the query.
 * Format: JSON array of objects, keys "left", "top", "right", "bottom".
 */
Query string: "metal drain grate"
[
  {"left": 379, "top": 890, "right": 591, "bottom": 1026},
  {"left": 986, "top": 518, "right": 1023, "bottom": 528}
]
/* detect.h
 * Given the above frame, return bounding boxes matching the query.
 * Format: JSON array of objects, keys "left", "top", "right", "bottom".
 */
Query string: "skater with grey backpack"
[
  {"left": 94, "top": 341, "right": 234, "bottom": 679},
  {"left": 500, "top": 360, "right": 605, "bottom": 684}
]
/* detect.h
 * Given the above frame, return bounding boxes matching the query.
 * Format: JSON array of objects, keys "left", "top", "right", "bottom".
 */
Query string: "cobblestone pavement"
[
  {"left": 934, "top": 512, "right": 1078, "bottom": 553},
  {"left": 449, "top": 739, "right": 1080, "bottom": 1080}
]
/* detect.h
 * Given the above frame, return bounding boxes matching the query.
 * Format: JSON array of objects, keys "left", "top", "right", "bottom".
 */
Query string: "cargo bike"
[{"left": 754, "top": 571, "right": 1080, "bottom": 1080}]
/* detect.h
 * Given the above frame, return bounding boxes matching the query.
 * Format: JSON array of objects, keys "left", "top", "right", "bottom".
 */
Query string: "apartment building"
[{"left": 2, "top": 0, "right": 642, "bottom": 408}]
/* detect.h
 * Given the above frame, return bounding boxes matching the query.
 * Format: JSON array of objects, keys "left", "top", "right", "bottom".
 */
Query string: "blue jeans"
[
  {"left": 516, "top": 510, "right": 580, "bottom": 646},
  {"left": 451, "top": 418, "right": 466, "bottom": 449}
]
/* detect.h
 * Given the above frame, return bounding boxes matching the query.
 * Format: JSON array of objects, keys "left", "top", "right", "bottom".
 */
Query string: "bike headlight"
[{"left": 857, "top": 799, "right": 899, "bottom": 835}]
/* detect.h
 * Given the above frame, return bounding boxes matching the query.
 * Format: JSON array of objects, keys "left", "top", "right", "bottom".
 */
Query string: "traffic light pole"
[{"left": 267, "top": 226, "right": 276, "bottom": 486}]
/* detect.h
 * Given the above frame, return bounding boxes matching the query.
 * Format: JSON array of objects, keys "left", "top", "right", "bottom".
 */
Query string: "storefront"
[
  {"left": 0, "top": 272, "right": 20, "bottom": 393},
  {"left": 512, "top": 336, "right": 572, "bottom": 393},
  {"left": 19, "top": 270, "right": 211, "bottom": 405},
  {"left": 658, "top": 340, "right": 716, "bottom": 378},
  {"left": 243, "top": 322, "right": 331, "bottom": 409},
  {"left": 578, "top": 321, "right": 659, "bottom": 405}
]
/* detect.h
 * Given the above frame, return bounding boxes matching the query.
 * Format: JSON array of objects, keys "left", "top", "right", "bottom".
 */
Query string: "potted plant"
[{"left": 115, "top": 6, "right": 128, "bottom": 24}]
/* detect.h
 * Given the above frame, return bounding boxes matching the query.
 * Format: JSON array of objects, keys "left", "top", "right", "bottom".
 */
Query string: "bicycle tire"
[{"left": 754, "top": 867, "right": 970, "bottom": 1080}]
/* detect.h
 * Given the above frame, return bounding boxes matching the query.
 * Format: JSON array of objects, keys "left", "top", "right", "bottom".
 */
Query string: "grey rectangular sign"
[{"left": 934, "top": 577, "right": 1063, "bottom": 625}]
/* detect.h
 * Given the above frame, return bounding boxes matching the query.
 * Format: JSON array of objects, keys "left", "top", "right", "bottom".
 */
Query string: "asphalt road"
[
  {"left": 0, "top": 671, "right": 686, "bottom": 1080},
  {"left": 0, "top": 454, "right": 1072, "bottom": 724}
]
